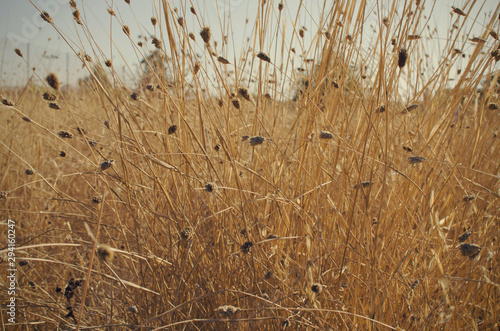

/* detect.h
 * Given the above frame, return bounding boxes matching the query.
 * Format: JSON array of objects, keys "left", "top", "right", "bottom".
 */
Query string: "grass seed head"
[
  {"left": 43, "top": 92, "right": 56, "bottom": 101},
  {"left": 200, "top": 26, "right": 211, "bottom": 44},
  {"left": 463, "top": 195, "right": 475, "bottom": 202},
  {"left": 299, "top": 28, "right": 305, "bottom": 38},
  {"left": 470, "top": 37, "right": 486, "bottom": 43},
  {"left": 190, "top": 6, "right": 197, "bottom": 15},
  {"left": 92, "top": 196, "right": 102, "bottom": 204},
  {"left": 487, "top": 103, "right": 499, "bottom": 110},
  {"left": 2, "top": 99, "right": 14, "bottom": 106},
  {"left": 215, "top": 305, "right": 240, "bottom": 317},
  {"left": 491, "top": 50, "right": 500, "bottom": 62},
  {"left": 177, "top": 17, "right": 184, "bottom": 27},
  {"left": 151, "top": 17, "right": 157, "bottom": 26},
  {"left": 100, "top": 159, "right": 115, "bottom": 171},
  {"left": 205, "top": 183, "right": 215, "bottom": 192},
  {"left": 249, "top": 136, "right": 265, "bottom": 146},
  {"left": 58, "top": 131, "right": 73, "bottom": 139},
  {"left": 46, "top": 73, "right": 60, "bottom": 90},
  {"left": 180, "top": 227, "right": 193, "bottom": 240},
  {"left": 193, "top": 63, "right": 201, "bottom": 75},
  {"left": 70, "top": 0, "right": 77, "bottom": 8},
  {"left": 452, "top": 6, "right": 466, "bottom": 16},
  {"left": 401, "top": 104, "right": 418, "bottom": 114},
  {"left": 238, "top": 88, "right": 251, "bottom": 101},
  {"left": 168, "top": 124, "right": 178, "bottom": 134},
  {"left": 375, "top": 104, "right": 386, "bottom": 113},
  {"left": 353, "top": 181, "right": 371, "bottom": 189},
  {"left": 319, "top": 131, "right": 334, "bottom": 139},
  {"left": 73, "top": 10, "right": 81, "bottom": 24},
  {"left": 457, "top": 229, "right": 472, "bottom": 243},
  {"left": 241, "top": 241, "right": 253, "bottom": 254},
  {"left": 122, "top": 25, "right": 130, "bottom": 36},
  {"left": 459, "top": 243, "right": 481, "bottom": 259},
  {"left": 41, "top": 11, "right": 53, "bottom": 23},
  {"left": 14, "top": 48, "right": 23, "bottom": 57},
  {"left": 398, "top": 48, "right": 408, "bottom": 68},
  {"left": 152, "top": 37, "right": 162, "bottom": 49},
  {"left": 22, "top": 116, "right": 31, "bottom": 122},
  {"left": 25, "top": 169, "right": 34, "bottom": 175},
  {"left": 127, "top": 305, "right": 138, "bottom": 313},
  {"left": 97, "top": 244, "right": 115, "bottom": 263},
  {"left": 231, "top": 98, "right": 241, "bottom": 109},
  {"left": 278, "top": 2, "right": 283, "bottom": 10},
  {"left": 218, "top": 56, "right": 230, "bottom": 64},
  {"left": 189, "top": 32, "right": 196, "bottom": 41},
  {"left": 49, "top": 102, "right": 60, "bottom": 110},
  {"left": 408, "top": 156, "right": 426, "bottom": 164},
  {"left": 311, "top": 283, "right": 323, "bottom": 294},
  {"left": 257, "top": 52, "right": 271, "bottom": 63}
]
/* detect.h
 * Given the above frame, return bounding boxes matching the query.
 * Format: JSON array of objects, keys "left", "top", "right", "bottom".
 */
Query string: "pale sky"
[{"left": 1, "top": 0, "right": 498, "bottom": 89}]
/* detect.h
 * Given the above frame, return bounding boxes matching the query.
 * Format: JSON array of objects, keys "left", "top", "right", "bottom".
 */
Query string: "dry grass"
[{"left": 1, "top": 0, "right": 499, "bottom": 330}]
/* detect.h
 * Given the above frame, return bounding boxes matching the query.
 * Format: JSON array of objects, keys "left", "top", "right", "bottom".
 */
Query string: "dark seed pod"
[
  {"left": 241, "top": 241, "right": 253, "bottom": 254},
  {"left": 204, "top": 183, "right": 214, "bottom": 192},
  {"left": 97, "top": 244, "right": 114, "bottom": 262},
  {"left": 257, "top": 52, "right": 271, "bottom": 63},
  {"left": 58, "top": 131, "right": 73, "bottom": 139},
  {"left": 463, "top": 195, "right": 475, "bottom": 202},
  {"left": 180, "top": 227, "right": 193, "bottom": 240},
  {"left": 200, "top": 26, "right": 211, "bottom": 44},
  {"left": 238, "top": 88, "right": 251, "bottom": 101},
  {"left": 408, "top": 156, "right": 426, "bottom": 164},
  {"left": 43, "top": 92, "right": 56, "bottom": 101},
  {"left": 457, "top": 229, "right": 472, "bottom": 242},
  {"left": 231, "top": 98, "right": 241, "bottom": 109},
  {"left": 319, "top": 131, "right": 334, "bottom": 139},
  {"left": 92, "top": 196, "right": 102, "bottom": 204},
  {"left": 458, "top": 243, "right": 481, "bottom": 259},
  {"left": 398, "top": 48, "right": 408, "bottom": 68},
  {"left": 168, "top": 124, "right": 178, "bottom": 134},
  {"left": 249, "top": 136, "right": 265, "bottom": 146},
  {"left": 311, "top": 283, "right": 323, "bottom": 293},
  {"left": 49, "top": 102, "right": 60, "bottom": 110},
  {"left": 100, "top": 159, "right": 115, "bottom": 171},
  {"left": 46, "top": 73, "right": 60, "bottom": 90},
  {"left": 41, "top": 11, "right": 53, "bottom": 23}
]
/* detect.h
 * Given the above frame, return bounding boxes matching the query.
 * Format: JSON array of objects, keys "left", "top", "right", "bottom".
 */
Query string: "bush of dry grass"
[{"left": 1, "top": 1, "right": 499, "bottom": 329}]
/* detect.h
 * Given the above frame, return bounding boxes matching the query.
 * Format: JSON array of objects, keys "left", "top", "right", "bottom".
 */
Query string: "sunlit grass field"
[{"left": 1, "top": 0, "right": 499, "bottom": 329}]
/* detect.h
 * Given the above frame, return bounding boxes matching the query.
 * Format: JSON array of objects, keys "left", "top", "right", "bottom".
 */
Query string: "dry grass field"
[{"left": 1, "top": 0, "right": 499, "bottom": 330}]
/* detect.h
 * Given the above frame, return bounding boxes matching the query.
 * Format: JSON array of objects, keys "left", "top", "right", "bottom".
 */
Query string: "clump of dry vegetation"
[{"left": 1, "top": 0, "right": 499, "bottom": 329}]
